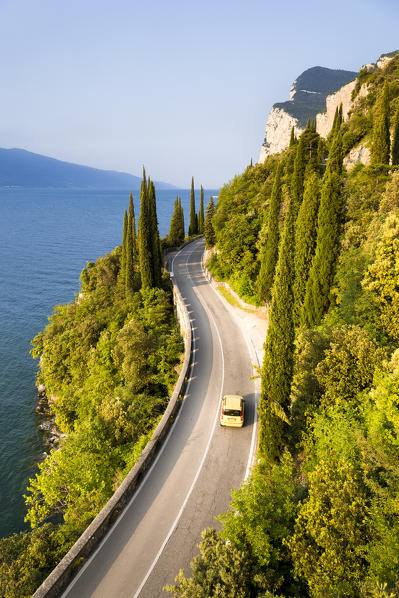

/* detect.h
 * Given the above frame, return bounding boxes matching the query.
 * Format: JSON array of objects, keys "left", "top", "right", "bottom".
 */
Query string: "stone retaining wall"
[{"left": 32, "top": 253, "right": 192, "bottom": 598}]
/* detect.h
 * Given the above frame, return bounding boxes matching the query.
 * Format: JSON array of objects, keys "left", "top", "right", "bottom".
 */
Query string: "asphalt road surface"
[{"left": 62, "top": 238, "right": 257, "bottom": 598}]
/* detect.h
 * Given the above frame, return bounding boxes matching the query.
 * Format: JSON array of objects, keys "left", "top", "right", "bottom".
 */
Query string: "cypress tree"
[
  {"left": 293, "top": 171, "right": 320, "bottom": 326},
  {"left": 117, "top": 209, "right": 128, "bottom": 294},
  {"left": 138, "top": 169, "right": 153, "bottom": 289},
  {"left": 204, "top": 197, "right": 216, "bottom": 248},
  {"left": 128, "top": 192, "right": 136, "bottom": 259},
  {"left": 259, "top": 190, "right": 295, "bottom": 461},
  {"left": 326, "top": 129, "right": 343, "bottom": 176},
  {"left": 169, "top": 197, "right": 184, "bottom": 246},
  {"left": 291, "top": 134, "right": 306, "bottom": 216},
  {"left": 301, "top": 170, "right": 343, "bottom": 327},
  {"left": 148, "top": 179, "right": 162, "bottom": 286},
  {"left": 331, "top": 107, "right": 338, "bottom": 137},
  {"left": 178, "top": 197, "right": 185, "bottom": 241},
  {"left": 285, "top": 141, "right": 296, "bottom": 176},
  {"left": 169, "top": 197, "right": 179, "bottom": 245},
  {"left": 188, "top": 177, "right": 197, "bottom": 236},
  {"left": 198, "top": 186, "right": 205, "bottom": 233},
  {"left": 371, "top": 81, "right": 390, "bottom": 165},
  {"left": 329, "top": 105, "right": 342, "bottom": 139},
  {"left": 301, "top": 126, "right": 321, "bottom": 174},
  {"left": 289, "top": 126, "right": 297, "bottom": 147},
  {"left": 125, "top": 207, "right": 135, "bottom": 296},
  {"left": 337, "top": 102, "right": 344, "bottom": 130},
  {"left": 122, "top": 209, "right": 128, "bottom": 261},
  {"left": 256, "top": 163, "right": 283, "bottom": 303},
  {"left": 317, "top": 137, "right": 327, "bottom": 172},
  {"left": 391, "top": 103, "right": 399, "bottom": 165}
]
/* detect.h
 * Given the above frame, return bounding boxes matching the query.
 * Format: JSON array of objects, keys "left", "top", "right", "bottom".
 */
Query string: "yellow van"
[{"left": 219, "top": 394, "right": 244, "bottom": 427}]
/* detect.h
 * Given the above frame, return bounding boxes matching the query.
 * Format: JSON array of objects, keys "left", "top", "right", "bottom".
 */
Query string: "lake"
[{"left": 0, "top": 186, "right": 218, "bottom": 539}]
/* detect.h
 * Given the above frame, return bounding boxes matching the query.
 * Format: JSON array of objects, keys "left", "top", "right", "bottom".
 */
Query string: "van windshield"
[{"left": 224, "top": 409, "right": 241, "bottom": 417}]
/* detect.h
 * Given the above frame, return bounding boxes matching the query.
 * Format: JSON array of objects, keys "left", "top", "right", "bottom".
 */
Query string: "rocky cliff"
[
  {"left": 258, "top": 107, "right": 301, "bottom": 160},
  {"left": 316, "top": 79, "right": 357, "bottom": 138},
  {"left": 258, "top": 53, "right": 399, "bottom": 166},
  {"left": 258, "top": 66, "right": 357, "bottom": 163}
]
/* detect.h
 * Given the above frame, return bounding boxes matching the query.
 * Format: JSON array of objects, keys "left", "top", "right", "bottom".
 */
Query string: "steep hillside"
[
  {"left": 0, "top": 148, "right": 175, "bottom": 189},
  {"left": 169, "top": 53, "right": 399, "bottom": 597}
]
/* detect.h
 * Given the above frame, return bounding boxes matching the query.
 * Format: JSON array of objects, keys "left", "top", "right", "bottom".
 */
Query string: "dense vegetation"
[
  {"left": 168, "top": 54, "right": 399, "bottom": 596},
  {"left": 0, "top": 172, "right": 183, "bottom": 597}
]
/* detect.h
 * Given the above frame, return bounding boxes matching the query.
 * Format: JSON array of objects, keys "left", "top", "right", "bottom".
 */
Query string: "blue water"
[{"left": 0, "top": 187, "right": 217, "bottom": 539}]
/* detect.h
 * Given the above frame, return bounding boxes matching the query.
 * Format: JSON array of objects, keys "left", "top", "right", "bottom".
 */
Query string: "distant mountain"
[{"left": 0, "top": 148, "right": 176, "bottom": 189}]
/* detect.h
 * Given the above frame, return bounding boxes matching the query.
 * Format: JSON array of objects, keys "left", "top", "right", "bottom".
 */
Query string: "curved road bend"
[{"left": 62, "top": 238, "right": 257, "bottom": 598}]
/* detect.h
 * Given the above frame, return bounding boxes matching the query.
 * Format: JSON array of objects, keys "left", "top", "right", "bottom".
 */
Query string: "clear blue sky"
[{"left": 1, "top": 0, "right": 398, "bottom": 187}]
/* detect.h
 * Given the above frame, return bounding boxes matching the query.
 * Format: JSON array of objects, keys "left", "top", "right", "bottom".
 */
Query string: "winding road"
[{"left": 61, "top": 238, "right": 258, "bottom": 598}]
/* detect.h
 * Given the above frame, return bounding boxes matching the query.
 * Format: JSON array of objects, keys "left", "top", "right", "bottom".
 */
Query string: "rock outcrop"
[
  {"left": 316, "top": 80, "right": 369, "bottom": 139},
  {"left": 316, "top": 80, "right": 355, "bottom": 138},
  {"left": 35, "top": 384, "right": 66, "bottom": 460},
  {"left": 259, "top": 108, "right": 303, "bottom": 162},
  {"left": 258, "top": 66, "right": 357, "bottom": 163},
  {"left": 343, "top": 143, "right": 371, "bottom": 169}
]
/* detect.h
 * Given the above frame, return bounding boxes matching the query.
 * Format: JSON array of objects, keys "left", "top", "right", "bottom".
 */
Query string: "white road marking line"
[
  {"left": 243, "top": 334, "right": 258, "bottom": 481},
  {"left": 132, "top": 240, "right": 225, "bottom": 597}
]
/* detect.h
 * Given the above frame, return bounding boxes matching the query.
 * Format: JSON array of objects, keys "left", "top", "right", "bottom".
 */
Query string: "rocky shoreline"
[{"left": 35, "top": 384, "right": 67, "bottom": 461}]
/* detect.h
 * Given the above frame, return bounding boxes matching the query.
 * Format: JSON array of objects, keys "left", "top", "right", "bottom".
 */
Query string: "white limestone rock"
[
  {"left": 316, "top": 82, "right": 369, "bottom": 139},
  {"left": 377, "top": 55, "right": 394, "bottom": 69},
  {"left": 258, "top": 108, "right": 303, "bottom": 163},
  {"left": 316, "top": 80, "right": 356, "bottom": 138},
  {"left": 343, "top": 143, "right": 371, "bottom": 169}
]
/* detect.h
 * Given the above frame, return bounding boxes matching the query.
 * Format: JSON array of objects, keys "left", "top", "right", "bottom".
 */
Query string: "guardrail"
[{"left": 32, "top": 248, "right": 193, "bottom": 598}]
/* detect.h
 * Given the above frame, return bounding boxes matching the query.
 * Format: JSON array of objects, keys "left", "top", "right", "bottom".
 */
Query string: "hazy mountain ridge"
[{"left": 0, "top": 148, "right": 176, "bottom": 190}]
